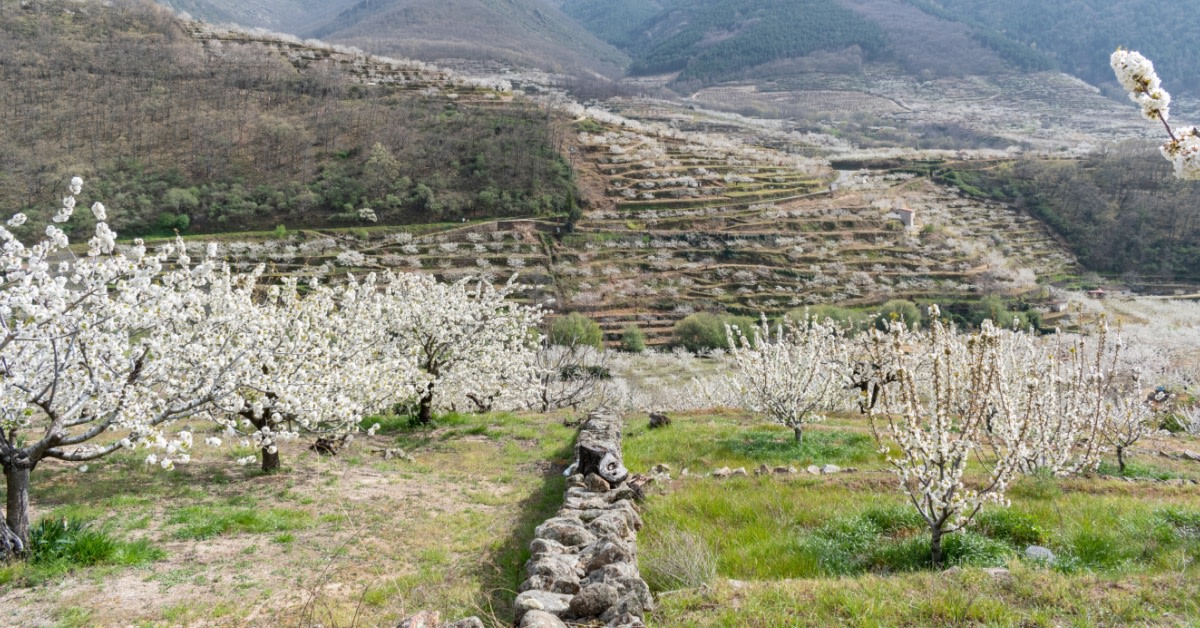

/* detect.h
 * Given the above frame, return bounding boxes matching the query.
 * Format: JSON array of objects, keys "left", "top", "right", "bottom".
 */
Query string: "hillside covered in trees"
[
  {"left": 0, "top": 0, "right": 577, "bottom": 237},
  {"left": 942, "top": 145, "right": 1200, "bottom": 284}
]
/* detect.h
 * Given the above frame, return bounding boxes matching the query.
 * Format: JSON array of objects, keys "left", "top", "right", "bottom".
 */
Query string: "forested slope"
[
  {"left": 0, "top": 0, "right": 577, "bottom": 237},
  {"left": 942, "top": 145, "right": 1200, "bottom": 284},
  {"left": 908, "top": 0, "right": 1200, "bottom": 96}
]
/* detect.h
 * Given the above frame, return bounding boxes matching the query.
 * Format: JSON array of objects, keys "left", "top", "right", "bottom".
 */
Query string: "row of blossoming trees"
[
  {"left": 0, "top": 179, "right": 543, "bottom": 557},
  {"left": 722, "top": 310, "right": 1152, "bottom": 566}
]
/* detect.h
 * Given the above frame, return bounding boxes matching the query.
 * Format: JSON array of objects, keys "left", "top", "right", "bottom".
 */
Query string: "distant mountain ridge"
[
  {"left": 561, "top": 0, "right": 1198, "bottom": 96},
  {"left": 154, "top": 0, "right": 628, "bottom": 76}
]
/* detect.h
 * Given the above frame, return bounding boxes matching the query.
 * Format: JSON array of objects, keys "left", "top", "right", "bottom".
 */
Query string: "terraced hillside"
[{"left": 174, "top": 100, "right": 1078, "bottom": 348}]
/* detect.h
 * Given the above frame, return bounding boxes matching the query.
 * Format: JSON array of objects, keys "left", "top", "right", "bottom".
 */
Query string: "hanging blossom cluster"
[
  {"left": 1111, "top": 49, "right": 1200, "bottom": 179},
  {"left": 725, "top": 314, "right": 848, "bottom": 443}
]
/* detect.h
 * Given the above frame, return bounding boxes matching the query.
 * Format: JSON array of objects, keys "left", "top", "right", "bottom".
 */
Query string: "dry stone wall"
[{"left": 514, "top": 411, "right": 651, "bottom": 628}]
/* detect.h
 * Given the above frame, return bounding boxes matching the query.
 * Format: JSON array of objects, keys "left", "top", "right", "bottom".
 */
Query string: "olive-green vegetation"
[
  {"left": 627, "top": 411, "right": 1200, "bottom": 626},
  {"left": 0, "top": 0, "right": 576, "bottom": 238},
  {"left": 672, "top": 312, "right": 755, "bottom": 352},
  {"left": 939, "top": 146, "right": 1200, "bottom": 283},
  {"left": 548, "top": 312, "right": 605, "bottom": 349},
  {"left": 621, "top": 325, "right": 647, "bottom": 353}
]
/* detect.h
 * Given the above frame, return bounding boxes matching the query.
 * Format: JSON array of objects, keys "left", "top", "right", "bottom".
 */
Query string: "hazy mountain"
[
  {"left": 156, "top": 0, "right": 628, "bottom": 76},
  {"left": 906, "top": 0, "right": 1200, "bottom": 95},
  {"left": 154, "top": 0, "right": 358, "bottom": 33},
  {"left": 562, "top": 0, "right": 1197, "bottom": 96}
]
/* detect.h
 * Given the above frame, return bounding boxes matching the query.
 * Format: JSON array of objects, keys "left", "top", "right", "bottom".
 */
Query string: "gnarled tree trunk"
[{"left": 2, "top": 465, "right": 31, "bottom": 559}]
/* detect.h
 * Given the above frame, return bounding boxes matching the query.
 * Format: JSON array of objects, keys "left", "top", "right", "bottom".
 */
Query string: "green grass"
[
  {"left": 0, "top": 516, "right": 167, "bottom": 584},
  {"left": 624, "top": 412, "right": 883, "bottom": 472},
  {"left": 635, "top": 411, "right": 1200, "bottom": 625},
  {"left": 167, "top": 505, "right": 314, "bottom": 540}
]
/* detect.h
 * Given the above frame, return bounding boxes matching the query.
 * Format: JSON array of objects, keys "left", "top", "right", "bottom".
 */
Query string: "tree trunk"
[
  {"left": 3, "top": 465, "right": 31, "bottom": 558},
  {"left": 1116, "top": 445, "right": 1126, "bottom": 473},
  {"left": 930, "top": 525, "right": 944, "bottom": 568},
  {"left": 793, "top": 425, "right": 804, "bottom": 443},
  {"left": 244, "top": 414, "right": 282, "bottom": 473},
  {"left": 416, "top": 386, "right": 434, "bottom": 426},
  {"left": 261, "top": 447, "right": 280, "bottom": 474}
]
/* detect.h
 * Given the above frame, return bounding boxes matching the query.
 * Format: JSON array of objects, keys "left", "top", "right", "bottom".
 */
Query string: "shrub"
[
  {"left": 549, "top": 312, "right": 604, "bottom": 349},
  {"left": 621, "top": 325, "right": 646, "bottom": 352},
  {"left": 673, "top": 313, "right": 753, "bottom": 352}
]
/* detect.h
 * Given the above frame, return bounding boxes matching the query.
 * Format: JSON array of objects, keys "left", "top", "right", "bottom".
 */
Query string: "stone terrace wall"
[{"left": 513, "top": 411, "right": 651, "bottom": 628}]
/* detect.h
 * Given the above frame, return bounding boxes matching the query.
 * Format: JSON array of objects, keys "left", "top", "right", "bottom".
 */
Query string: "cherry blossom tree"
[
  {"left": 382, "top": 273, "right": 543, "bottom": 424},
  {"left": 0, "top": 179, "right": 255, "bottom": 556},
  {"left": 209, "top": 272, "right": 417, "bottom": 472},
  {"left": 864, "top": 311, "right": 1028, "bottom": 567},
  {"left": 725, "top": 315, "right": 847, "bottom": 442}
]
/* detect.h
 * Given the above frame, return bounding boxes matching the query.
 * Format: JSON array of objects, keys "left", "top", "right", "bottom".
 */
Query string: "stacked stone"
[{"left": 514, "top": 411, "right": 652, "bottom": 628}]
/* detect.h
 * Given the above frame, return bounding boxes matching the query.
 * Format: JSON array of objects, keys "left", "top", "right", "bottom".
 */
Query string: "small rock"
[
  {"left": 1166, "top": 478, "right": 1188, "bottom": 486},
  {"left": 397, "top": 610, "right": 440, "bottom": 628},
  {"left": 755, "top": 464, "right": 770, "bottom": 476},
  {"left": 713, "top": 466, "right": 732, "bottom": 479},
  {"left": 727, "top": 578, "right": 748, "bottom": 589},
  {"left": 680, "top": 468, "right": 689, "bottom": 477},
  {"left": 843, "top": 467, "right": 858, "bottom": 473},
  {"left": 586, "top": 473, "right": 611, "bottom": 492},
  {"left": 605, "top": 612, "right": 647, "bottom": 628},
  {"left": 982, "top": 567, "right": 1011, "bottom": 580},
  {"left": 529, "top": 538, "right": 572, "bottom": 557},
  {"left": 772, "top": 466, "right": 792, "bottom": 475},
  {"left": 584, "top": 541, "right": 633, "bottom": 572},
  {"left": 599, "top": 593, "right": 644, "bottom": 623},
  {"left": 731, "top": 467, "right": 748, "bottom": 477},
  {"left": 1024, "top": 545, "right": 1056, "bottom": 564},
  {"left": 536, "top": 517, "right": 597, "bottom": 547},
  {"left": 941, "top": 566, "right": 963, "bottom": 577},
  {"left": 514, "top": 590, "right": 572, "bottom": 619},
  {"left": 518, "top": 575, "right": 580, "bottom": 595},
  {"left": 567, "top": 474, "right": 586, "bottom": 488},
  {"left": 820, "top": 464, "right": 841, "bottom": 474},
  {"left": 526, "top": 553, "right": 582, "bottom": 580},
  {"left": 806, "top": 465, "right": 820, "bottom": 475},
  {"left": 651, "top": 463, "right": 671, "bottom": 474},
  {"left": 1182, "top": 450, "right": 1200, "bottom": 462},
  {"left": 520, "top": 610, "right": 569, "bottom": 628},
  {"left": 568, "top": 583, "right": 620, "bottom": 618}
]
